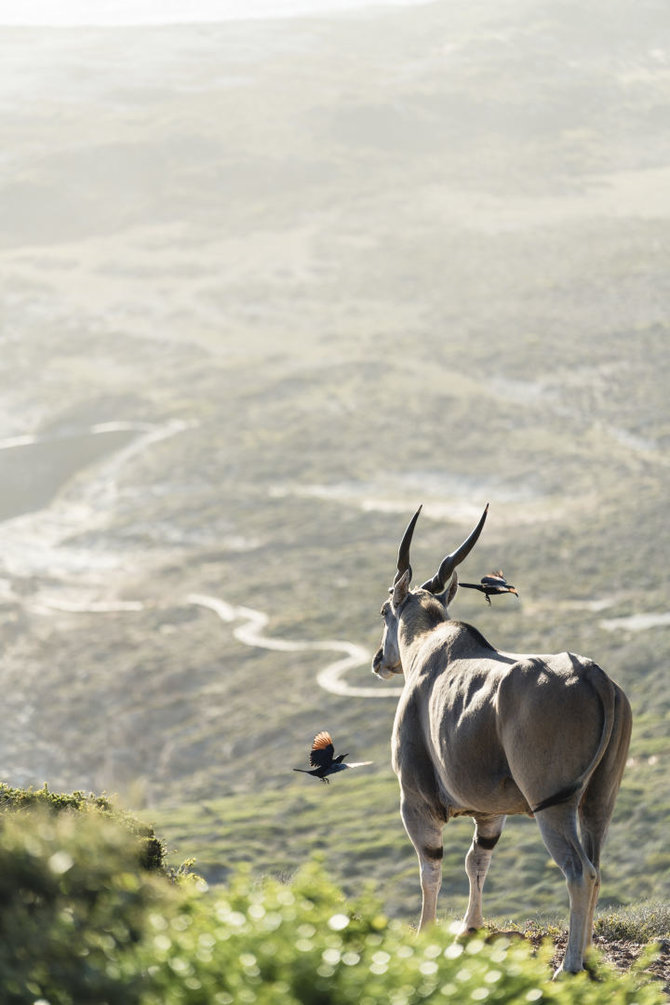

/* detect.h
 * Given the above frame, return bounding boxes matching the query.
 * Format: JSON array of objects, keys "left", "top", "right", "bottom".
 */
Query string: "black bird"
[
  {"left": 293, "top": 731, "right": 372, "bottom": 783},
  {"left": 459, "top": 570, "right": 519, "bottom": 605}
]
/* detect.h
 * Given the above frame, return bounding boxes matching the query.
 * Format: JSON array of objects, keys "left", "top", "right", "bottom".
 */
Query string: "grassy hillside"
[
  {"left": 148, "top": 770, "right": 670, "bottom": 925},
  {"left": 0, "top": 0, "right": 668, "bottom": 936}
]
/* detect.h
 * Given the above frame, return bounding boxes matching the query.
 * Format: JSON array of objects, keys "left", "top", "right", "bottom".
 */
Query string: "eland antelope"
[{"left": 372, "top": 505, "right": 631, "bottom": 975}]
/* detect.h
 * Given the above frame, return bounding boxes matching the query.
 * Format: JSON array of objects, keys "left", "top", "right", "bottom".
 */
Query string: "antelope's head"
[{"left": 371, "top": 504, "right": 489, "bottom": 679}]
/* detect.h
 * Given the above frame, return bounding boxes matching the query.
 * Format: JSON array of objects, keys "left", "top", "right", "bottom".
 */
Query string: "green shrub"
[
  {"left": 0, "top": 810, "right": 164, "bottom": 1004},
  {"left": 0, "top": 782, "right": 165, "bottom": 871},
  {"left": 0, "top": 810, "right": 666, "bottom": 1005},
  {"left": 139, "top": 862, "right": 667, "bottom": 1005}
]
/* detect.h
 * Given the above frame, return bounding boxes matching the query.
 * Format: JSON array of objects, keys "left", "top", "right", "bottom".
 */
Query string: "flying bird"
[
  {"left": 459, "top": 570, "right": 519, "bottom": 605},
  {"left": 293, "top": 731, "right": 372, "bottom": 783}
]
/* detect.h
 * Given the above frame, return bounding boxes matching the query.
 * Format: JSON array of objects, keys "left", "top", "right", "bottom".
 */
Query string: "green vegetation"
[
  {"left": 0, "top": 805, "right": 666, "bottom": 1004},
  {"left": 0, "top": 782, "right": 165, "bottom": 873},
  {"left": 595, "top": 903, "right": 670, "bottom": 944},
  {"left": 148, "top": 772, "right": 670, "bottom": 925},
  {"left": 0, "top": 810, "right": 158, "bottom": 1005}
]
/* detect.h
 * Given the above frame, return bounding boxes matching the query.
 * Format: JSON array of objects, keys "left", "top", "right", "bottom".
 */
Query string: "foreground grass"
[{"left": 0, "top": 804, "right": 667, "bottom": 1004}]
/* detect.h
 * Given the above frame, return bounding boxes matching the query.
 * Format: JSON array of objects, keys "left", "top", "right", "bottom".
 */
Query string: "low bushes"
[
  {"left": 0, "top": 782, "right": 165, "bottom": 872},
  {"left": 0, "top": 800, "right": 665, "bottom": 1004}
]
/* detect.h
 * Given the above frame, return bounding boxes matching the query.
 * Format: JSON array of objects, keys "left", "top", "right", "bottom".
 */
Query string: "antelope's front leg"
[
  {"left": 400, "top": 796, "right": 444, "bottom": 930},
  {"left": 461, "top": 815, "right": 506, "bottom": 933}
]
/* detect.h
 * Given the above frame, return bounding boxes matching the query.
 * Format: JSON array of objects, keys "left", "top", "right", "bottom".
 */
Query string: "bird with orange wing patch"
[{"left": 293, "top": 731, "right": 372, "bottom": 783}]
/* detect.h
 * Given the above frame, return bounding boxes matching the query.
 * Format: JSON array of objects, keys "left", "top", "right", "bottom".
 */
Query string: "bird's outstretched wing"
[
  {"left": 481, "top": 571, "right": 506, "bottom": 586},
  {"left": 460, "top": 570, "right": 518, "bottom": 603},
  {"left": 309, "top": 731, "right": 335, "bottom": 768},
  {"left": 481, "top": 571, "right": 518, "bottom": 594}
]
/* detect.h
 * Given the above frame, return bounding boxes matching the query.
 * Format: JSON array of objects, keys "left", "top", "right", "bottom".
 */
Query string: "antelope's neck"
[{"left": 400, "top": 610, "right": 457, "bottom": 678}]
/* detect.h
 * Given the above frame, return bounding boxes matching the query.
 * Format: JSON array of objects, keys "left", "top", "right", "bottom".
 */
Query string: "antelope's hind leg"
[
  {"left": 460, "top": 814, "right": 506, "bottom": 934},
  {"left": 578, "top": 684, "right": 632, "bottom": 954},
  {"left": 535, "top": 801, "right": 597, "bottom": 975}
]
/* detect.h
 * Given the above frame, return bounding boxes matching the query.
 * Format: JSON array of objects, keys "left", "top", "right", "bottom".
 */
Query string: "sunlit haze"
[{"left": 0, "top": 0, "right": 432, "bottom": 25}]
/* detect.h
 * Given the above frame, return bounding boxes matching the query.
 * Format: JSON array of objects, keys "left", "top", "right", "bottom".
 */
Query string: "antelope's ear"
[
  {"left": 391, "top": 569, "right": 411, "bottom": 610},
  {"left": 446, "top": 570, "right": 459, "bottom": 607}
]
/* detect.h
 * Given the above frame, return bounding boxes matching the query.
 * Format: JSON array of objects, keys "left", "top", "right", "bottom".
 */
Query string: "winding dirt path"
[
  {"left": 2, "top": 416, "right": 399, "bottom": 700},
  {"left": 187, "top": 593, "right": 402, "bottom": 699}
]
